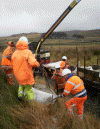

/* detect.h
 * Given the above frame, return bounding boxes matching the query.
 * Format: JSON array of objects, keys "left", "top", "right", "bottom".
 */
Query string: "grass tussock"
[
  {"left": 10, "top": 98, "right": 100, "bottom": 129},
  {"left": 11, "top": 102, "right": 55, "bottom": 129}
]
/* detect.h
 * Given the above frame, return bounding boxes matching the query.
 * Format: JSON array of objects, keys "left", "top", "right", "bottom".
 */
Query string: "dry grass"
[
  {"left": 35, "top": 76, "right": 47, "bottom": 85},
  {"left": 11, "top": 102, "right": 55, "bottom": 129},
  {"left": 10, "top": 98, "right": 100, "bottom": 129},
  {"left": 44, "top": 45, "right": 100, "bottom": 67},
  {"left": 0, "top": 34, "right": 100, "bottom": 129},
  {"left": 0, "top": 67, "right": 100, "bottom": 129}
]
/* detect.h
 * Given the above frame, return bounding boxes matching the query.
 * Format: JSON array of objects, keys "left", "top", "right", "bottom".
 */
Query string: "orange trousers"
[
  {"left": 4, "top": 69, "right": 14, "bottom": 85},
  {"left": 65, "top": 95, "right": 87, "bottom": 120}
]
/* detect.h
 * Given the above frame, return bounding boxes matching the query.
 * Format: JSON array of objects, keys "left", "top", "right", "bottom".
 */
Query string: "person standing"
[
  {"left": 60, "top": 69, "right": 87, "bottom": 120},
  {"left": 11, "top": 36, "right": 40, "bottom": 105},
  {"left": 1, "top": 41, "right": 15, "bottom": 85},
  {"left": 51, "top": 64, "right": 65, "bottom": 94}
]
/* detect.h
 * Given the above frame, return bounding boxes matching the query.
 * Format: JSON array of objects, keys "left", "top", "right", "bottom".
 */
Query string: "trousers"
[
  {"left": 65, "top": 95, "right": 87, "bottom": 120},
  {"left": 18, "top": 84, "right": 34, "bottom": 101},
  {"left": 4, "top": 69, "right": 14, "bottom": 85}
]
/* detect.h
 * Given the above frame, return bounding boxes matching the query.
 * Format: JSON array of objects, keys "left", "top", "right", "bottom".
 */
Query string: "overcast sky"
[{"left": 0, "top": 0, "right": 100, "bottom": 36}]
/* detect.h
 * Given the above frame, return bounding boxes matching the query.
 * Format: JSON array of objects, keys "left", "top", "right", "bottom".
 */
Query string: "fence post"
[
  {"left": 76, "top": 47, "right": 79, "bottom": 76},
  {"left": 84, "top": 56, "right": 86, "bottom": 78}
]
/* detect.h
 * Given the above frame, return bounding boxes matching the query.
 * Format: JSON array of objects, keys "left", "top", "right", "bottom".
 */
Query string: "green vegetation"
[
  {"left": 0, "top": 68, "right": 100, "bottom": 128},
  {"left": 0, "top": 30, "right": 100, "bottom": 128},
  {"left": 44, "top": 45, "right": 100, "bottom": 67},
  {"left": 0, "top": 69, "right": 18, "bottom": 129}
]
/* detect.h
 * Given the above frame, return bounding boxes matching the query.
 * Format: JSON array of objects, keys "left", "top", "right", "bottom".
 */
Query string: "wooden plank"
[{"left": 78, "top": 67, "right": 100, "bottom": 82}]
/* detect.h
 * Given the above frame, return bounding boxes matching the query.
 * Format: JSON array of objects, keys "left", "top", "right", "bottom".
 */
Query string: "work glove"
[
  {"left": 58, "top": 93, "right": 64, "bottom": 98},
  {"left": 53, "top": 93, "right": 64, "bottom": 101}
]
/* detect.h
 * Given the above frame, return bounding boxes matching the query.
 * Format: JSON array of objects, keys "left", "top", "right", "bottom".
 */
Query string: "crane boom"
[{"left": 35, "top": 0, "right": 81, "bottom": 57}]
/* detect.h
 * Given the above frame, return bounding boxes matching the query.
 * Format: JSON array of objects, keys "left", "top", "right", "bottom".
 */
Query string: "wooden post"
[
  {"left": 84, "top": 56, "right": 86, "bottom": 78},
  {"left": 77, "top": 47, "right": 79, "bottom": 76}
]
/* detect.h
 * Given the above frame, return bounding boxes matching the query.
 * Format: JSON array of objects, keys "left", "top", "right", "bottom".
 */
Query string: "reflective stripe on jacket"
[
  {"left": 1, "top": 65, "right": 12, "bottom": 70},
  {"left": 63, "top": 76, "right": 86, "bottom": 97},
  {"left": 12, "top": 40, "right": 39, "bottom": 85},
  {"left": 1, "top": 46, "right": 13, "bottom": 67}
]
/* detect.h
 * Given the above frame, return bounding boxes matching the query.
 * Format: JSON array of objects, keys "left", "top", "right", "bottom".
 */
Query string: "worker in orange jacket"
[
  {"left": 52, "top": 64, "right": 65, "bottom": 93},
  {"left": 60, "top": 69, "right": 87, "bottom": 120},
  {"left": 60, "top": 56, "right": 70, "bottom": 69},
  {"left": 1, "top": 41, "right": 15, "bottom": 85},
  {"left": 11, "top": 36, "right": 40, "bottom": 104}
]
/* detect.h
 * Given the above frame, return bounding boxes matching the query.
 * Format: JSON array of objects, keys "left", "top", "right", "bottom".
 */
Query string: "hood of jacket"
[{"left": 16, "top": 40, "right": 28, "bottom": 50}]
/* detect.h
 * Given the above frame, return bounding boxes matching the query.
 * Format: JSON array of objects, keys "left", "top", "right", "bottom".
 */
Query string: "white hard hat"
[
  {"left": 55, "top": 64, "right": 60, "bottom": 69},
  {"left": 19, "top": 36, "right": 28, "bottom": 43},
  {"left": 62, "top": 69, "right": 71, "bottom": 76},
  {"left": 62, "top": 56, "right": 67, "bottom": 60}
]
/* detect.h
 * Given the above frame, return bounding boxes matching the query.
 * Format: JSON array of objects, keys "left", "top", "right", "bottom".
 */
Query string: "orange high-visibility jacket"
[
  {"left": 63, "top": 76, "right": 86, "bottom": 97},
  {"left": 52, "top": 69, "right": 62, "bottom": 79},
  {"left": 60, "top": 61, "right": 69, "bottom": 69},
  {"left": 1, "top": 46, "right": 13, "bottom": 69},
  {"left": 11, "top": 40, "right": 39, "bottom": 85},
  {"left": 52, "top": 69, "right": 65, "bottom": 90}
]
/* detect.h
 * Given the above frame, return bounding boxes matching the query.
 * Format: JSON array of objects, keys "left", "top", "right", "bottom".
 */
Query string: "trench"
[{"left": 82, "top": 79, "right": 100, "bottom": 118}]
